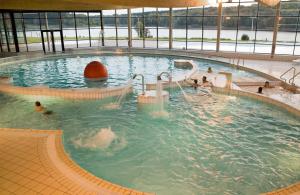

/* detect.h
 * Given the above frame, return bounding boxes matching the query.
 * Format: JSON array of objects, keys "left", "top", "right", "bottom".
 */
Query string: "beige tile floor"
[{"left": 0, "top": 128, "right": 152, "bottom": 195}]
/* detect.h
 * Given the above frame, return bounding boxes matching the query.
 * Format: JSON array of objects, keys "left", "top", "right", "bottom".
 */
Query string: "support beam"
[
  {"left": 201, "top": 6, "right": 204, "bottom": 50},
  {"left": 100, "top": 10, "right": 104, "bottom": 46},
  {"left": 45, "top": 12, "right": 50, "bottom": 51},
  {"left": 271, "top": 2, "right": 281, "bottom": 58},
  {"left": 21, "top": 13, "right": 28, "bottom": 52},
  {"left": 38, "top": 13, "right": 45, "bottom": 53},
  {"left": 253, "top": 3, "right": 260, "bottom": 53},
  {"left": 216, "top": 2, "right": 222, "bottom": 52},
  {"left": 9, "top": 12, "right": 20, "bottom": 52},
  {"left": 0, "top": 33, "right": 2, "bottom": 52},
  {"left": 142, "top": 8, "right": 145, "bottom": 48},
  {"left": 74, "top": 12, "right": 78, "bottom": 48},
  {"left": 235, "top": 0, "right": 241, "bottom": 52},
  {"left": 293, "top": 10, "right": 300, "bottom": 55},
  {"left": 2, "top": 13, "right": 11, "bottom": 52},
  {"left": 87, "top": 12, "right": 91, "bottom": 47},
  {"left": 185, "top": 7, "right": 188, "bottom": 50},
  {"left": 169, "top": 7, "right": 173, "bottom": 50},
  {"left": 59, "top": 13, "right": 65, "bottom": 52},
  {"left": 41, "top": 30, "right": 46, "bottom": 53},
  {"left": 127, "top": 8, "right": 132, "bottom": 48},
  {"left": 115, "top": 9, "right": 118, "bottom": 47},
  {"left": 156, "top": 8, "right": 159, "bottom": 49},
  {"left": 51, "top": 31, "right": 55, "bottom": 52},
  {"left": 0, "top": 26, "right": 3, "bottom": 52}
]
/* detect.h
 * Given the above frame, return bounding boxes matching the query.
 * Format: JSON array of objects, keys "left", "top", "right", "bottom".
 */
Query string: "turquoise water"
[
  {"left": 0, "top": 88, "right": 299, "bottom": 195},
  {"left": 0, "top": 54, "right": 257, "bottom": 88}
]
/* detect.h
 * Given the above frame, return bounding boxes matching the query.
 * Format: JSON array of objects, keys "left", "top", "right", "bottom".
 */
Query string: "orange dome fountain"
[{"left": 84, "top": 61, "right": 108, "bottom": 80}]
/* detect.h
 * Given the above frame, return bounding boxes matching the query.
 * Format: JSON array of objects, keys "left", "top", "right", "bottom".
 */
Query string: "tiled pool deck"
[{"left": 0, "top": 128, "right": 153, "bottom": 195}]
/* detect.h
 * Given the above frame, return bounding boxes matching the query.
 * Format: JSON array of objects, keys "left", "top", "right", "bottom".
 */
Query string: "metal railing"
[
  {"left": 280, "top": 67, "right": 296, "bottom": 83},
  {"left": 230, "top": 58, "right": 244, "bottom": 67},
  {"left": 289, "top": 71, "right": 300, "bottom": 85}
]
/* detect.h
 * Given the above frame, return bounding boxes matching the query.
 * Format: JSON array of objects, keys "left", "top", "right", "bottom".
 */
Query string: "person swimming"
[
  {"left": 257, "top": 86, "right": 263, "bottom": 94},
  {"left": 201, "top": 76, "right": 212, "bottom": 87},
  {"left": 193, "top": 79, "right": 199, "bottom": 90},
  {"left": 35, "top": 101, "right": 53, "bottom": 115},
  {"left": 35, "top": 101, "right": 45, "bottom": 112},
  {"left": 207, "top": 67, "right": 212, "bottom": 73},
  {"left": 264, "top": 81, "right": 274, "bottom": 88}
]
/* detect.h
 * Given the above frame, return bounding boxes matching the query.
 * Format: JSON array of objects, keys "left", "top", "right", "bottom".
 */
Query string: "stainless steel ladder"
[{"left": 280, "top": 67, "right": 299, "bottom": 85}]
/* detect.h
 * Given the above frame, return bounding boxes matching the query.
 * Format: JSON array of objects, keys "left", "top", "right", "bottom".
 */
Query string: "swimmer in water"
[
  {"left": 264, "top": 81, "right": 274, "bottom": 88},
  {"left": 257, "top": 86, "right": 263, "bottom": 94},
  {"left": 207, "top": 67, "right": 213, "bottom": 73},
  {"left": 35, "top": 101, "right": 53, "bottom": 115},
  {"left": 201, "top": 76, "right": 212, "bottom": 87},
  {"left": 192, "top": 79, "right": 199, "bottom": 90}
]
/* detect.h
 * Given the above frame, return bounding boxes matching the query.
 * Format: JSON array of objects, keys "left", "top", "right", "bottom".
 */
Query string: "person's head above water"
[
  {"left": 264, "top": 81, "right": 270, "bottom": 88},
  {"left": 35, "top": 101, "right": 41, "bottom": 107},
  {"left": 258, "top": 87, "right": 263, "bottom": 94},
  {"left": 208, "top": 67, "right": 212, "bottom": 73},
  {"left": 194, "top": 79, "right": 198, "bottom": 84},
  {"left": 202, "top": 76, "right": 207, "bottom": 83}
]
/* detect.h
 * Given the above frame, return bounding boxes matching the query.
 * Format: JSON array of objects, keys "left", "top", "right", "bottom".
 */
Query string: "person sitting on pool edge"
[
  {"left": 35, "top": 101, "right": 53, "bottom": 115},
  {"left": 207, "top": 67, "right": 213, "bottom": 73}
]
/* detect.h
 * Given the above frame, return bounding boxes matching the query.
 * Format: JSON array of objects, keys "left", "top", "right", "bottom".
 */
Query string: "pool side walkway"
[
  {"left": 261, "top": 182, "right": 300, "bottom": 195},
  {"left": 0, "top": 128, "right": 152, "bottom": 195}
]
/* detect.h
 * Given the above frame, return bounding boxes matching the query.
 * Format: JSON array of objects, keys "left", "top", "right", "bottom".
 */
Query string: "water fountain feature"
[
  {"left": 156, "top": 75, "right": 164, "bottom": 113},
  {"left": 102, "top": 79, "right": 133, "bottom": 109},
  {"left": 175, "top": 81, "right": 193, "bottom": 102},
  {"left": 132, "top": 74, "right": 145, "bottom": 95}
]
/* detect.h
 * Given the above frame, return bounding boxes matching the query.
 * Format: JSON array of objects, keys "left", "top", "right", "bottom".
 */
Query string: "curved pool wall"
[{"left": 0, "top": 49, "right": 299, "bottom": 195}]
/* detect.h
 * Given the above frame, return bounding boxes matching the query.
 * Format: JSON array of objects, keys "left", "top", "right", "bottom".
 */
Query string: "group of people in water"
[
  {"left": 187, "top": 66, "right": 273, "bottom": 95},
  {"left": 192, "top": 76, "right": 212, "bottom": 90},
  {"left": 189, "top": 67, "right": 213, "bottom": 90}
]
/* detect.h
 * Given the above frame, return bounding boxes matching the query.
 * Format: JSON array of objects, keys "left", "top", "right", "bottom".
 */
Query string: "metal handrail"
[
  {"left": 289, "top": 71, "right": 300, "bottom": 85},
  {"left": 280, "top": 67, "right": 296, "bottom": 83},
  {"left": 230, "top": 58, "right": 244, "bottom": 67}
]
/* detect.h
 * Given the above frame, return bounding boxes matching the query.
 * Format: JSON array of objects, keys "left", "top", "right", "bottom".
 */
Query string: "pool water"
[
  {"left": 0, "top": 54, "right": 257, "bottom": 88},
  {"left": 0, "top": 88, "right": 299, "bottom": 195}
]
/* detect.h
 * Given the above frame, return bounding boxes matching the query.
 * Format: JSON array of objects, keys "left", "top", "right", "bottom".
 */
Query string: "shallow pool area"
[
  {"left": 0, "top": 87, "right": 299, "bottom": 195},
  {"left": 0, "top": 54, "right": 259, "bottom": 89}
]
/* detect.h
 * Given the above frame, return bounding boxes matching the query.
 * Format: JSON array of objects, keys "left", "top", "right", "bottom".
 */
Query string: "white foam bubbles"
[{"left": 73, "top": 127, "right": 117, "bottom": 149}]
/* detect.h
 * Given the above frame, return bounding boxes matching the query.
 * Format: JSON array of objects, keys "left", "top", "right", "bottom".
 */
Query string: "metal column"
[
  {"left": 127, "top": 9, "right": 132, "bottom": 48},
  {"left": 2, "top": 13, "right": 10, "bottom": 52},
  {"left": 216, "top": 2, "right": 223, "bottom": 52},
  {"left": 169, "top": 8, "right": 173, "bottom": 50},
  {"left": 100, "top": 11, "right": 105, "bottom": 46},
  {"left": 271, "top": 2, "right": 281, "bottom": 58}
]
